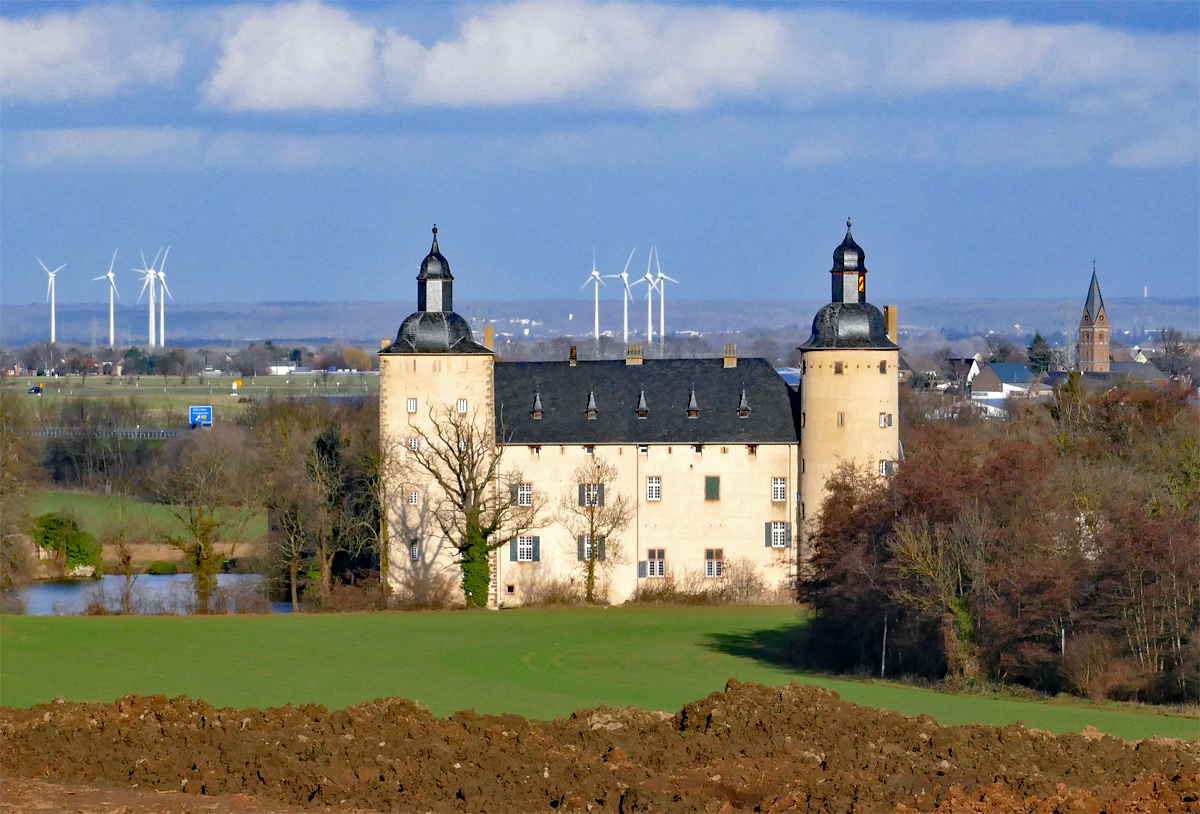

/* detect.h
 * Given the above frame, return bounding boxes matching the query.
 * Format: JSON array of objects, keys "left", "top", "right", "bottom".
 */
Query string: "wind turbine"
[
  {"left": 638, "top": 247, "right": 658, "bottom": 344},
  {"left": 603, "top": 248, "right": 638, "bottom": 346},
  {"left": 135, "top": 249, "right": 161, "bottom": 347},
  {"left": 579, "top": 248, "right": 605, "bottom": 349},
  {"left": 156, "top": 246, "right": 171, "bottom": 347},
  {"left": 652, "top": 247, "right": 679, "bottom": 354},
  {"left": 39, "top": 259, "right": 65, "bottom": 344},
  {"left": 92, "top": 250, "right": 119, "bottom": 346}
]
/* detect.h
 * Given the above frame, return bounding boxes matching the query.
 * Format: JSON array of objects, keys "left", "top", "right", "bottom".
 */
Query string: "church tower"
[
  {"left": 378, "top": 227, "right": 495, "bottom": 601},
  {"left": 1078, "top": 266, "right": 1110, "bottom": 373},
  {"left": 797, "top": 221, "right": 900, "bottom": 555}
]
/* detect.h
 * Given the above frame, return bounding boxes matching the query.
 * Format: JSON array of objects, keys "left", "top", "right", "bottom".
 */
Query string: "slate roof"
[
  {"left": 986, "top": 362, "right": 1038, "bottom": 384},
  {"left": 1083, "top": 270, "right": 1105, "bottom": 324},
  {"left": 799, "top": 302, "right": 900, "bottom": 350},
  {"left": 494, "top": 358, "right": 800, "bottom": 445}
]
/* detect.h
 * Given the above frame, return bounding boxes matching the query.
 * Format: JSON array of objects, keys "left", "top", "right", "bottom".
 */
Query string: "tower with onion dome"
[{"left": 797, "top": 220, "right": 900, "bottom": 555}]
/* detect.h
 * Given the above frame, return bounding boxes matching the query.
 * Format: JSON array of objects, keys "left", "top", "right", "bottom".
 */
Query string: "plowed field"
[{"left": 2, "top": 680, "right": 1196, "bottom": 813}]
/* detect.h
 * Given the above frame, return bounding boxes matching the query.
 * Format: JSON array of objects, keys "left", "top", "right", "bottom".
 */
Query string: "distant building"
[
  {"left": 970, "top": 362, "right": 1050, "bottom": 417},
  {"left": 1078, "top": 268, "right": 1110, "bottom": 373}
]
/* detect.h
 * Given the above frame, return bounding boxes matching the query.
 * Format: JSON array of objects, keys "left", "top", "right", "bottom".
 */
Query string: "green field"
[
  {"left": 1, "top": 607, "right": 1194, "bottom": 740},
  {"left": 31, "top": 489, "right": 267, "bottom": 553},
  {"left": 7, "top": 374, "right": 377, "bottom": 424}
]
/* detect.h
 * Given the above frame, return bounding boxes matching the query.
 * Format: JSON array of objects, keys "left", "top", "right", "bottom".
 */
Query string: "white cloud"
[
  {"left": 0, "top": 7, "right": 183, "bottom": 102},
  {"left": 202, "top": 2, "right": 385, "bottom": 111},
  {"left": 1111, "top": 124, "right": 1200, "bottom": 168},
  {"left": 197, "top": 2, "right": 1196, "bottom": 114}
]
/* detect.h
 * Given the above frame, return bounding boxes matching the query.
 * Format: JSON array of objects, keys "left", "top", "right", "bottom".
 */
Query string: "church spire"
[{"left": 1084, "top": 262, "right": 1105, "bottom": 325}]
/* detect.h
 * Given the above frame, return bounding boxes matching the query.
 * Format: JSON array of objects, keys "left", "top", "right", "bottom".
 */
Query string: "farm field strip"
[{"left": 0, "top": 607, "right": 1193, "bottom": 741}]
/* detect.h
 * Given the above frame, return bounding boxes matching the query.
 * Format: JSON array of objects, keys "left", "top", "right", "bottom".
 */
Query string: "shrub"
[
  {"left": 146, "top": 560, "right": 178, "bottom": 575},
  {"left": 31, "top": 513, "right": 102, "bottom": 575}
]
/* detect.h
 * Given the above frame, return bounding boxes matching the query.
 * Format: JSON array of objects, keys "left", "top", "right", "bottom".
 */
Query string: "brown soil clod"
[{"left": 2, "top": 680, "right": 1197, "bottom": 813}]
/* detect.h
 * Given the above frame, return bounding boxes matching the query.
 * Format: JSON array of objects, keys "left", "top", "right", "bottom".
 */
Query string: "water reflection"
[{"left": 17, "top": 574, "right": 291, "bottom": 615}]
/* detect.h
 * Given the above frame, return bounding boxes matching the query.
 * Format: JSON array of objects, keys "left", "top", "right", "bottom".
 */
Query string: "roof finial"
[
  {"left": 431, "top": 224, "right": 439, "bottom": 252},
  {"left": 846, "top": 217, "right": 852, "bottom": 231}
]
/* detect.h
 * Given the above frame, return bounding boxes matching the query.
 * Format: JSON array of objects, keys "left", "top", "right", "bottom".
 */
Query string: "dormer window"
[
  {"left": 636, "top": 388, "right": 649, "bottom": 419},
  {"left": 687, "top": 386, "right": 699, "bottom": 419},
  {"left": 737, "top": 387, "right": 750, "bottom": 419},
  {"left": 531, "top": 390, "right": 543, "bottom": 420},
  {"left": 585, "top": 389, "right": 597, "bottom": 421}
]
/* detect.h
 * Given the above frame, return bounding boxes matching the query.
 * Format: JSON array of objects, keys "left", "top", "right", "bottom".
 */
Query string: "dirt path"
[{"left": 3, "top": 679, "right": 1197, "bottom": 813}]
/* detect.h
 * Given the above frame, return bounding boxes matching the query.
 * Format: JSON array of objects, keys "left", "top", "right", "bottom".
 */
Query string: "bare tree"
[
  {"left": 406, "top": 405, "right": 541, "bottom": 607},
  {"left": 555, "top": 456, "right": 633, "bottom": 604},
  {"left": 156, "top": 427, "right": 259, "bottom": 613},
  {"left": 101, "top": 498, "right": 139, "bottom": 614}
]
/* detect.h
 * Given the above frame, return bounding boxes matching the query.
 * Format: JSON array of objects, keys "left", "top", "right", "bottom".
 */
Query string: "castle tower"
[
  {"left": 379, "top": 226, "right": 495, "bottom": 602},
  {"left": 1078, "top": 265, "right": 1110, "bottom": 373},
  {"left": 797, "top": 221, "right": 900, "bottom": 555}
]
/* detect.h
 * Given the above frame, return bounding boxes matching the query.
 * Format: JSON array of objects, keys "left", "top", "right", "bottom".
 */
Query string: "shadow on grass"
[{"left": 702, "top": 620, "right": 817, "bottom": 673}]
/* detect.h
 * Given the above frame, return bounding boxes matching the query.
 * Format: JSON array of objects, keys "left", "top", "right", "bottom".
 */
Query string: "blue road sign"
[{"left": 189, "top": 406, "right": 213, "bottom": 426}]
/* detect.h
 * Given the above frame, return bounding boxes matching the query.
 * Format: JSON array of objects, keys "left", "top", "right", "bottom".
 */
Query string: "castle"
[{"left": 380, "top": 223, "right": 900, "bottom": 606}]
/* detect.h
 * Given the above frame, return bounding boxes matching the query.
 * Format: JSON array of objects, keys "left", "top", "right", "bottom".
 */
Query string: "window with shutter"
[{"left": 705, "top": 476, "right": 720, "bottom": 500}]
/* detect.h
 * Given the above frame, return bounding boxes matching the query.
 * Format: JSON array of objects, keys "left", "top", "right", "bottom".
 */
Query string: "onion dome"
[
  {"left": 800, "top": 221, "right": 898, "bottom": 351},
  {"left": 832, "top": 218, "right": 865, "bottom": 272}
]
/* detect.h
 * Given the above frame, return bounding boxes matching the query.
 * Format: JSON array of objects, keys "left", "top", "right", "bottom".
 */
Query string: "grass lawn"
[
  {"left": 30, "top": 489, "right": 267, "bottom": 550},
  {"left": 1, "top": 607, "right": 1194, "bottom": 741}
]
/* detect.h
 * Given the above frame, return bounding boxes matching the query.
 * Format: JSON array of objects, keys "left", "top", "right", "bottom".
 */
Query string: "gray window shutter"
[
  {"left": 597, "top": 537, "right": 606, "bottom": 560},
  {"left": 597, "top": 483, "right": 605, "bottom": 506},
  {"left": 785, "top": 523, "right": 793, "bottom": 548},
  {"left": 577, "top": 536, "right": 585, "bottom": 561},
  {"left": 765, "top": 522, "right": 772, "bottom": 547},
  {"left": 532, "top": 537, "right": 540, "bottom": 561},
  {"left": 509, "top": 539, "right": 517, "bottom": 561},
  {"left": 509, "top": 484, "right": 518, "bottom": 503},
  {"left": 638, "top": 561, "right": 647, "bottom": 578},
  {"left": 578, "top": 484, "right": 585, "bottom": 506}
]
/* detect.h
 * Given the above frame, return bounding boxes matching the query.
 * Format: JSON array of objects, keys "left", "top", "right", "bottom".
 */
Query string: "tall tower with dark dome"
[
  {"left": 798, "top": 221, "right": 900, "bottom": 553},
  {"left": 379, "top": 226, "right": 495, "bottom": 601}
]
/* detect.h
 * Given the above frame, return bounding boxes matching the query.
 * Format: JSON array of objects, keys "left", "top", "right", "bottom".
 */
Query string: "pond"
[{"left": 16, "top": 574, "right": 293, "bottom": 615}]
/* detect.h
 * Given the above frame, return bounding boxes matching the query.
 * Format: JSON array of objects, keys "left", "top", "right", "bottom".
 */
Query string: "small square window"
[
  {"left": 506, "top": 584, "right": 515, "bottom": 595},
  {"left": 834, "top": 361, "right": 844, "bottom": 375},
  {"left": 772, "top": 478, "right": 786, "bottom": 502},
  {"left": 517, "top": 483, "right": 532, "bottom": 507},
  {"left": 408, "top": 541, "right": 420, "bottom": 561},
  {"left": 705, "top": 476, "right": 720, "bottom": 501},
  {"left": 530, "top": 445, "right": 541, "bottom": 457},
  {"left": 647, "top": 476, "right": 661, "bottom": 501},
  {"left": 408, "top": 491, "right": 418, "bottom": 505},
  {"left": 407, "top": 398, "right": 418, "bottom": 413},
  {"left": 879, "top": 360, "right": 888, "bottom": 374},
  {"left": 879, "top": 412, "right": 888, "bottom": 428},
  {"left": 408, "top": 437, "right": 419, "bottom": 451},
  {"left": 693, "top": 444, "right": 703, "bottom": 455},
  {"left": 457, "top": 399, "right": 468, "bottom": 413},
  {"left": 584, "top": 446, "right": 595, "bottom": 455},
  {"left": 879, "top": 460, "right": 895, "bottom": 477},
  {"left": 638, "top": 445, "right": 648, "bottom": 455}
]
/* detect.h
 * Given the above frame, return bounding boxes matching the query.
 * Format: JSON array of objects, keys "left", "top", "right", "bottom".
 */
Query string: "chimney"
[
  {"left": 380, "top": 338, "right": 389, "bottom": 350},
  {"left": 884, "top": 306, "right": 898, "bottom": 344},
  {"left": 723, "top": 344, "right": 737, "bottom": 368},
  {"left": 484, "top": 325, "right": 495, "bottom": 350},
  {"left": 569, "top": 345, "right": 577, "bottom": 367},
  {"left": 626, "top": 344, "right": 643, "bottom": 365}
]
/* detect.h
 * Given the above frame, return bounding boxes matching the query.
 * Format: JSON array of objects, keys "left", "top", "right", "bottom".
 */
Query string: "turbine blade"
[
  {"left": 108, "top": 248, "right": 117, "bottom": 276},
  {"left": 46, "top": 278, "right": 52, "bottom": 301},
  {"left": 159, "top": 245, "right": 170, "bottom": 273},
  {"left": 93, "top": 275, "right": 108, "bottom": 281},
  {"left": 150, "top": 247, "right": 163, "bottom": 272},
  {"left": 111, "top": 279, "right": 120, "bottom": 298},
  {"left": 160, "top": 278, "right": 172, "bottom": 299},
  {"left": 138, "top": 275, "right": 151, "bottom": 303},
  {"left": 621, "top": 247, "right": 636, "bottom": 277},
  {"left": 52, "top": 264, "right": 65, "bottom": 274},
  {"left": 38, "top": 258, "right": 50, "bottom": 273},
  {"left": 580, "top": 278, "right": 593, "bottom": 291},
  {"left": 140, "top": 250, "right": 148, "bottom": 270},
  {"left": 661, "top": 274, "right": 679, "bottom": 283}
]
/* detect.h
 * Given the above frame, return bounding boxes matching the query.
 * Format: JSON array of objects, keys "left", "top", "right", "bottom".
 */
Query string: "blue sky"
[{"left": 1, "top": 1, "right": 1197, "bottom": 307}]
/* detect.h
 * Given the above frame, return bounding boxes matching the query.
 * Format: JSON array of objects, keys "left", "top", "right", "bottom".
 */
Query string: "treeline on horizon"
[{"left": 804, "top": 379, "right": 1199, "bottom": 705}]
